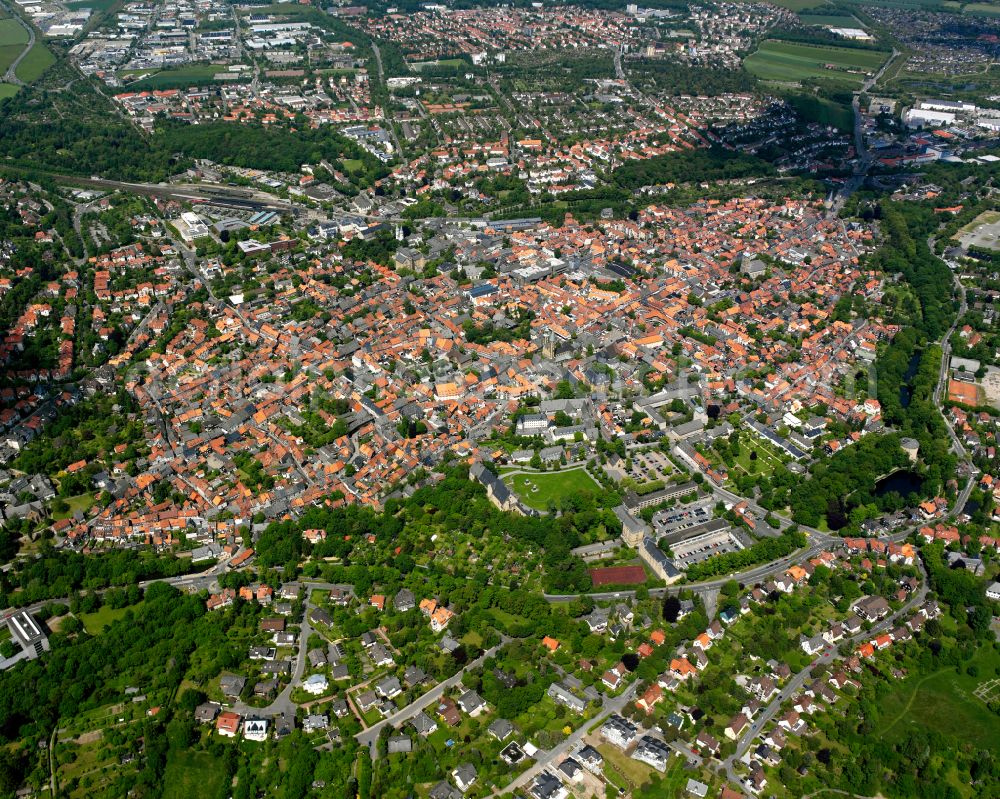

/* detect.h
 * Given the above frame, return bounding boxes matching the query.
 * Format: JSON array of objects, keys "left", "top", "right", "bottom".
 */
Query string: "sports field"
[
  {"left": 410, "top": 58, "right": 466, "bottom": 72},
  {"left": 503, "top": 467, "right": 602, "bottom": 511},
  {"left": 123, "top": 63, "right": 230, "bottom": 89},
  {"left": 744, "top": 39, "right": 888, "bottom": 86}
]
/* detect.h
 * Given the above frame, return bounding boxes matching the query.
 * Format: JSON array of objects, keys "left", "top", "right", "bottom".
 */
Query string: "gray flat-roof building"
[{"left": 7, "top": 610, "right": 49, "bottom": 660}]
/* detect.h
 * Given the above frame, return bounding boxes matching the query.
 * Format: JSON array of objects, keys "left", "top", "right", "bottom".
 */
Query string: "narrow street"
[
  {"left": 722, "top": 567, "right": 929, "bottom": 786},
  {"left": 494, "top": 681, "right": 640, "bottom": 797},
  {"left": 355, "top": 638, "right": 507, "bottom": 757}
]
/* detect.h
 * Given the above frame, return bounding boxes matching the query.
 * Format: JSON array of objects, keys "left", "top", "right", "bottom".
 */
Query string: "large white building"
[
  {"left": 903, "top": 108, "right": 956, "bottom": 128},
  {"left": 175, "top": 211, "right": 209, "bottom": 242}
]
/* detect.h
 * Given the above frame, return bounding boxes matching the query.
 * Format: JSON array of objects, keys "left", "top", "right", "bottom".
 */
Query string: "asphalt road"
[
  {"left": 355, "top": 639, "right": 506, "bottom": 757},
  {"left": 494, "top": 681, "right": 640, "bottom": 796}
]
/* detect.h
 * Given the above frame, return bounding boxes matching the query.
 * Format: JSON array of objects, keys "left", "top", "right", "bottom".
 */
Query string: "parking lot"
[
  {"left": 651, "top": 501, "right": 714, "bottom": 537},
  {"left": 672, "top": 528, "right": 749, "bottom": 569},
  {"left": 623, "top": 448, "right": 677, "bottom": 485},
  {"left": 959, "top": 211, "right": 1000, "bottom": 251}
]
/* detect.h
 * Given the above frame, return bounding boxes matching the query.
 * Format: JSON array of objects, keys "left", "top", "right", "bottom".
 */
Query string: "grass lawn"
[
  {"left": 53, "top": 492, "right": 96, "bottom": 520},
  {"left": 597, "top": 742, "right": 653, "bottom": 789},
  {"left": 411, "top": 58, "right": 466, "bottom": 72},
  {"left": 0, "top": 83, "right": 18, "bottom": 99},
  {"left": 58, "top": 737, "right": 107, "bottom": 786},
  {"left": 79, "top": 603, "right": 142, "bottom": 635},
  {"left": 162, "top": 750, "right": 228, "bottom": 799},
  {"left": 731, "top": 430, "right": 785, "bottom": 479},
  {"left": 876, "top": 644, "right": 1000, "bottom": 749},
  {"left": 745, "top": 40, "right": 888, "bottom": 86},
  {"left": 342, "top": 158, "right": 365, "bottom": 173},
  {"left": 14, "top": 43, "right": 55, "bottom": 83},
  {"left": 490, "top": 607, "right": 530, "bottom": 629},
  {"left": 661, "top": 756, "right": 690, "bottom": 797},
  {"left": 958, "top": 209, "right": 1000, "bottom": 235},
  {"left": 502, "top": 467, "right": 601, "bottom": 511},
  {"left": 123, "top": 63, "right": 229, "bottom": 89},
  {"left": 0, "top": 18, "right": 27, "bottom": 47}
]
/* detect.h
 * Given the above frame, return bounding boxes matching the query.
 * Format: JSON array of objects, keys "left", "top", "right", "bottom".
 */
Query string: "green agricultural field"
[
  {"left": 0, "top": 44, "right": 23, "bottom": 75},
  {"left": 769, "top": 0, "right": 830, "bottom": 10},
  {"left": 502, "top": 467, "right": 602, "bottom": 511},
  {"left": 162, "top": 750, "right": 229, "bottom": 799},
  {"left": 876, "top": 644, "right": 1000, "bottom": 749},
  {"left": 67, "top": 0, "right": 119, "bottom": 11},
  {"left": 798, "top": 13, "right": 864, "bottom": 26},
  {"left": 0, "top": 83, "right": 18, "bottom": 99},
  {"left": 14, "top": 42, "right": 55, "bottom": 83},
  {"left": 745, "top": 40, "right": 888, "bottom": 87},
  {"left": 965, "top": 2, "right": 1000, "bottom": 16},
  {"left": 788, "top": 91, "right": 855, "bottom": 131},
  {"left": 0, "top": 18, "right": 28, "bottom": 47},
  {"left": 839, "top": 0, "right": 948, "bottom": 7}
]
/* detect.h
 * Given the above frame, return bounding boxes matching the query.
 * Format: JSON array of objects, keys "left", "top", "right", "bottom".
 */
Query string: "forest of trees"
[
  {"left": 0, "top": 546, "right": 198, "bottom": 609},
  {"left": 462, "top": 311, "right": 535, "bottom": 344},
  {"left": 629, "top": 58, "right": 757, "bottom": 96},
  {"left": 784, "top": 198, "right": 960, "bottom": 529},
  {"left": 787, "top": 434, "right": 912, "bottom": 528},
  {"left": 868, "top": 202, "right": 956, "bottom": 341},
  {"left": 612, "top": 148, "right": 775, "bottom": 190},
  {"left": 0, "top": 66, "right": 385, "bottom": 185}
]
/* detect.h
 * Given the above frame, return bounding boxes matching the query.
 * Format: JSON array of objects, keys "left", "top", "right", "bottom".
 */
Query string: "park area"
[
  {"left": 502, "top": 467, "right": 601, "bottom": 511},
  {"left": 875, "top": 644, "right": 1000, "bottom": 750},
  {"left": 744, "top": 39, "right": 888, "bottom": 86},
  {"left": 79, "top": 603, "right": 143, "bottom": 635},
  {"left": 731, "top": 429, "right": 788, "bottom": 479}
]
